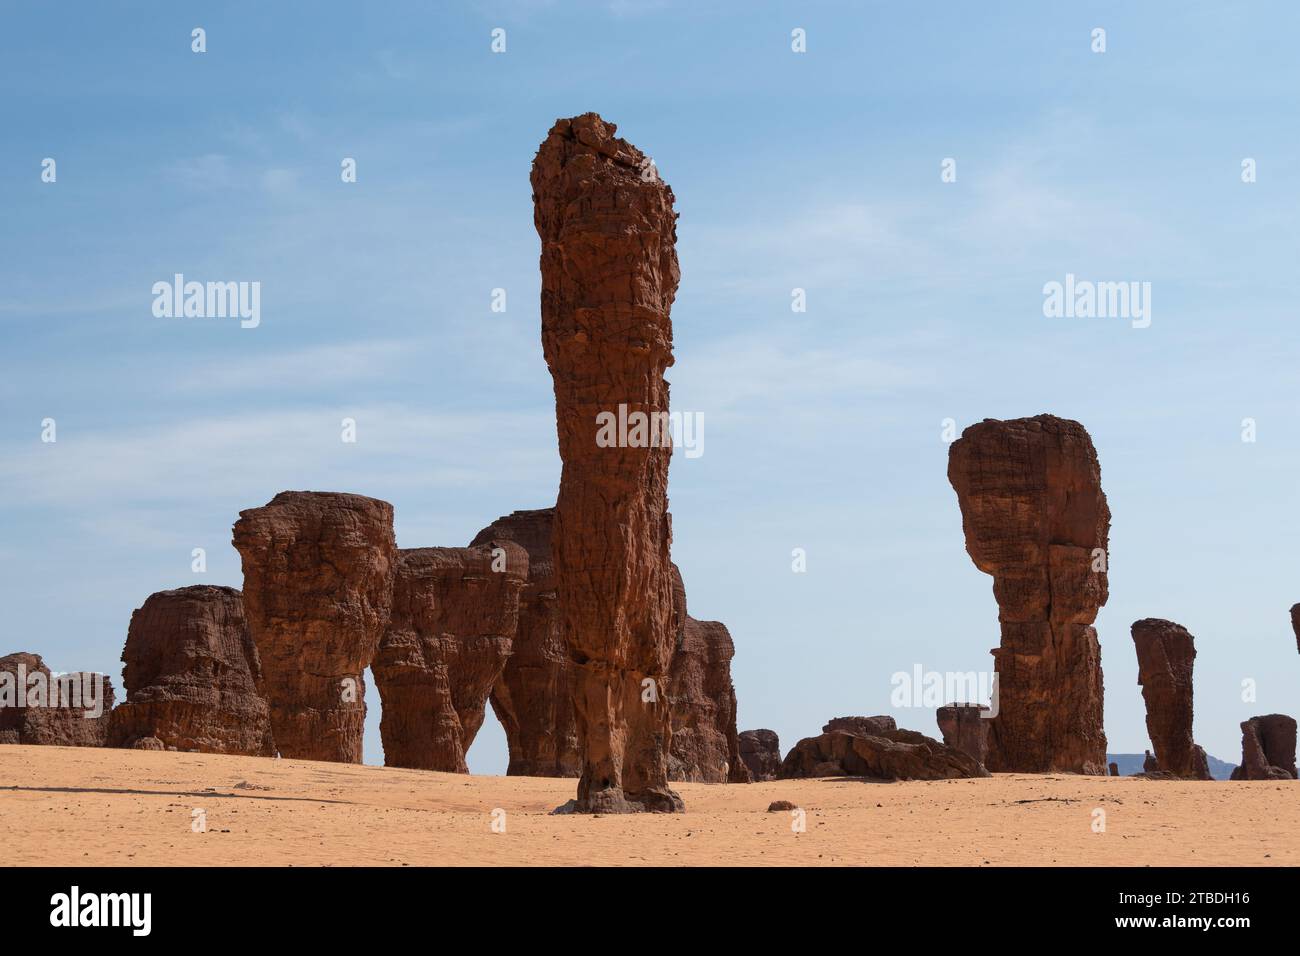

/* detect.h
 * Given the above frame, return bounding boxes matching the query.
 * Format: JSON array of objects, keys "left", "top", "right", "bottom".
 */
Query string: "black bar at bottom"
[{"left": 0, "top": 866, "right": 1283, "bottom": 938}]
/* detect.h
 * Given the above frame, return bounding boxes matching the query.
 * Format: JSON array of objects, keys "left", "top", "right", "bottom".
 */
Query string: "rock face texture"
[
  {"left": 825, "top": 715, "right": 897, "bottom": 737},
  {"left": 947, "top": 414, "right": 1110, "bottom": 774},
  {"left": 372, "top": 544, "right": 528, "bottom": 772},
  {"left": 936, "top": 703, "right": 991, "bottom": 767},
  {"left": 232, "top": 491, "right": 396, "bottom": 763},
  {"left": 739, "top": 729, "right": 782, "bottom": 782},
  {"left": 470, "top": 509, "right": 581, "bottom": 778},
  {"left": 778, "top": 719, "right": 988, "bottom": 781},
  {"left": 0, "top": 652, "right": 114, "bottom": 747},
  {"left": 666, "top": 567, "right": 747, "bottom": 783},
  {"left": 534, "top": 113, "right": 683, "bottom": 812},
  {"left": 107, "top": 586, "right": 272, "bottom": 754},
  {"left": 1130, "top": 618, "right": 1210, "bottom": 780},
  {"left": 1229, "top": 715, "right": 1298, "bottom": 780}
]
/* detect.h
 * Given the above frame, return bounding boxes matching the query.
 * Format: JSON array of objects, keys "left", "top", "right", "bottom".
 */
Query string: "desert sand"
[{"left": 1, "top": 745, "right": 1294, "bottom": 866}]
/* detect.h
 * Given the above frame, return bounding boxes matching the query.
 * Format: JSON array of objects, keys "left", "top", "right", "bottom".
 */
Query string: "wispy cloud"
[
  {"left": 169, "top": 340, "right": 412, "bottom": 393},
  {"left": 0, "top": 406, "right": 557, "bottom": 510}
]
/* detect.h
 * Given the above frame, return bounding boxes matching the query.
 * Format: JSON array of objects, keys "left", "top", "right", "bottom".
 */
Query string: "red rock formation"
[
  {"left": 936, "top": 703, "right": 990, "bottom": 767},
  {"left": 666, "top": 567, "right": 747, "bottom": 783},
  {"left": 0, "top": 652, "right": 114, "bottom": 746},
  {"left": 1229, "top": 714, "right": 1297, "bottom": 780},
  {"left": 947, "top": 414, "right": 1110, "bottom": 774},
  {"left": 778, "top": 724, "right": 988, "bottom": 781},
  {"left": 1130, "top": 618, "right": 1210, "bottom": 779},
  {"left": 533, "top": 113, "right": 682, "bottom": 812},
  {"left": 372, "top": 543, "right": 528, "bottom": 772},
  {"left": 231, "top": 491, "right": 396, "bottom": 763},
  {"left": 470, "top": 509, "right": 580, "bottom": 777},
  {"left": 107, "top": 585, "right": 272, "bottom": 755},
  {"left": 739, "top": 729, "right": 782, "bottom": 781},
  {"left": 825, "top": 715, "right": 897, "bottom": 737}
]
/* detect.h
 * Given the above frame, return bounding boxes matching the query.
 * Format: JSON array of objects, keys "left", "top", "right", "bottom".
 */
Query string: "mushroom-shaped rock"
[{"left": 947, "top": 414, "right": 1110, "bottom": 774}]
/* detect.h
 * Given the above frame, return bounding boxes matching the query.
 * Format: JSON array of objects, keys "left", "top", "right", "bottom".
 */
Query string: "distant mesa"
[{"left": 1107, "top": 752, "right": 1235, "bottom": 780}]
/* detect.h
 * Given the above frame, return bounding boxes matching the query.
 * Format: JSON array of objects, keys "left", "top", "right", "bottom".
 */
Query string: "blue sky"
[{"left": 2, "top": 1, "right": 1298, "bottom": 771}]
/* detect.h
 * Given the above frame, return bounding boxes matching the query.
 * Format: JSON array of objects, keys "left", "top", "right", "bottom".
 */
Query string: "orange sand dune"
[{"left": 0, "top": 745, "right": 1293, "bottom": 866}]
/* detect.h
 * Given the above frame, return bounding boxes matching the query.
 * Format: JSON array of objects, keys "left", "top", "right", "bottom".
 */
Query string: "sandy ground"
[{"left": 1, "top": 744, "right": 1294, "bottom": 866}]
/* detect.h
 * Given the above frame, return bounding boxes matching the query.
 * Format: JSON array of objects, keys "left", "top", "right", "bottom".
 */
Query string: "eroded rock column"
[
  {"left": 1229, "top": 714, "right": 1298, "bottom": 780},
  {"left": 471, "top": 509, "right": 581, "bottom": 777},
  {"left": 533, "top": 113, "right": 682, "bottom": 812},
  {"left": 108, "top": 585, "right": 272, "bottom": 755},
  {"left": 947, "top": 414, "right": 1109, "bottom": 774},
  {"left": 232, "top": 491, "right": 396, "bottom": 763},
  {"left": 936, "top": 703, "right": 991, "bottom": 768},
  {"left": 1130, "top": 618, "right": 1210, "bottom": 779},
  {"left": 372, "top": 543, "right": 527, "bottom": 772},
  {"left": 666, "top": 567, "right": 748, "bottom": 783}
]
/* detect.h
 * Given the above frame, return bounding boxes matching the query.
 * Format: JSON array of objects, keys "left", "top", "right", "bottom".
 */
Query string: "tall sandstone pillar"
[
  {"left": 232, "top": 491, "right": 396, "bottom": 763},
  {"left": 1130, "top": 618, "right": 1211, "bottom": 779},
  {"left": 532, "top": 113, "right": 683, "bottom": 812},
  {"left": 948, "top": 415, "right": 1109, "bottom": 774}
]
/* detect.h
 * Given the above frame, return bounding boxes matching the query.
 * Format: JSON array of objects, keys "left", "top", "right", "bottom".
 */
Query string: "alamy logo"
[
  {"left": 152, "top": 274, "right": 261, "bottom": 328},
  {"left": 595, "top": 403, "right": 704, "bottom": 459},
  {"left": 0, "top": 663, "right": 106, "bottom": 719},
  {"left": 49, "top": 886, "right": 151, "bottom": 936},
  {"left": 890, "top": 665, "right": 999, "bottom": 717},
  {"left": 1042, "top": 273, "right": 1151, "bottom": 328}
]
